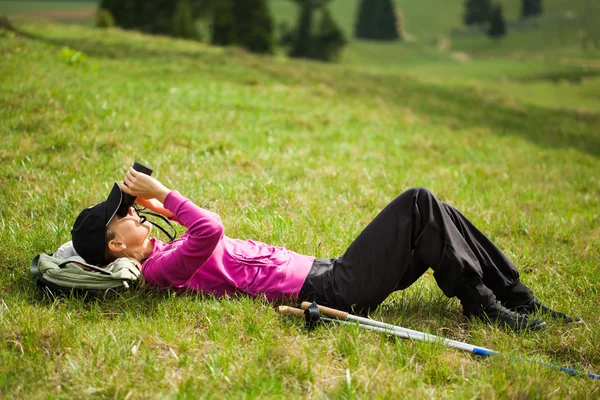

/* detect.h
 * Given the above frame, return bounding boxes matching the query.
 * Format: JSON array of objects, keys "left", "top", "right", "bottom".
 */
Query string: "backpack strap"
[
  {"left": 30, "top": 254, "right": 42, "bottom": 277},
  {"left": 32, "top": 254, "right": 114, "bottom": 277},
  {"left": 57, "top": 256, "right": 113, "bottom": 276}
]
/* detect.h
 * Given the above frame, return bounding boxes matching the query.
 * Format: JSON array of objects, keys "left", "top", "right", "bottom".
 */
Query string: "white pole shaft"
[{"left": 331, "top": 316, "right": 496, "bottom": 356}]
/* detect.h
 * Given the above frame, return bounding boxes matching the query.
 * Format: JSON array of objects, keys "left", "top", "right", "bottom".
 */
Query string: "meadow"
[{"left": 1, "top": 1, "right": 600, "bottom": 398}]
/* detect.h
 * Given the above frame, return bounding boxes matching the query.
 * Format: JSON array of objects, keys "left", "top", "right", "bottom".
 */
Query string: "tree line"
[
  {"left": 97, "top": 0, "right": 552, "bottom": 61},
  {"left": 97, "top": 0, "right": 346, "bottom": 61},
  {"left": 464, "top": 0, "right": 544, "bottom": 38},
  {"left": 97, "top": 0, "right": 409, "bottom": 62}
]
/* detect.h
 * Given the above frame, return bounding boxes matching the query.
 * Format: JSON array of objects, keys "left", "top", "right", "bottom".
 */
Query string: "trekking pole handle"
[
  {"left": 277, "top": 306, "right": 306, "bottom": 318},
  {"left": 301, "top": 302, "right": 349, "bottom": 320}
]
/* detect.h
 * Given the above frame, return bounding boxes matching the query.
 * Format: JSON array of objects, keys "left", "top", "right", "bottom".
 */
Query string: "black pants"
[{"left": 299, "top": 187, "right": 534, "bottom": 314}]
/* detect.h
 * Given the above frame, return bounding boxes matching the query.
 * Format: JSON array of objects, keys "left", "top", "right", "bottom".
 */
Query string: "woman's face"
[{"left": 107, "top": 207, "right": 153, "bottom": 257}]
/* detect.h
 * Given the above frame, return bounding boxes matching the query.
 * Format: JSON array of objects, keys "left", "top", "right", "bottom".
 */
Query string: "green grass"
[{"left": 1, "top": 19, "right": 600, "bottom": 398}]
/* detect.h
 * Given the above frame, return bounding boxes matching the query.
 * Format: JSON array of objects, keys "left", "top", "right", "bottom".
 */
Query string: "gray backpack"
[{"left": 31, "top": 251, "right": 141, "bottom": 299}]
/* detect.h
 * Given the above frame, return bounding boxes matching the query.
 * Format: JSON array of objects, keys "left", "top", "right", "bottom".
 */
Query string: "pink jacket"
[{"left": 142, "top": 191, "right": 315, "bottom": 301}]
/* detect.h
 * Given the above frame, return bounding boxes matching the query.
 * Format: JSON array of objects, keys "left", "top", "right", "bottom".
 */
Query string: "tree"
[
  {"left": 313, "top": 8, "right": 347, "bottom": 61},
  {"left": 354, "top": 0, "right": 370, "bottom": 38},
  {"left": 488, "top": 4, "right": 507, "bottom": 37},
  {"left": 172, "top": 0, "right": 198, "bottom": 39},
  {"left": 521, "top": 0, "right": 543, "bottom": 18},
  {"left": 463, "top": 0, "right": 492, "bottom": 29},
  {"left": 211, "top": 0, "right": 236, "bottom": 46},
  {"left": 210, "top": 0, "right": 275, "bottom": 54},
  {"left": 288, "top": 0, "right": 329, "bottom": 58},
  {"left": 354, "top": 0, "right": 401, "bottom": 41},
  {"left": 232, "top": 0, "right": 275, "bottom": 54},
  {"left": 99, "top": 0, "right": 216, "bottom": 37},
  {"left": 284, "top": 0, "right": 347, "bottom": 62}
]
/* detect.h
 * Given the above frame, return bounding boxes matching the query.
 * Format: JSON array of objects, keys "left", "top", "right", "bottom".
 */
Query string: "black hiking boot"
[
  {"left": 507, "top": 298, "right": 583, "bottom": 324},
  {"left": 467, "top": 301, "right": 547, "bottom": 333}
]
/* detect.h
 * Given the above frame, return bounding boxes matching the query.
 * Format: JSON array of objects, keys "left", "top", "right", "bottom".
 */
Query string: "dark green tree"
[
  {"left": 232, "top": 0, "right": 275, "bottom": 54},
  {"left": 521, "top": 0, "right": 543, "bottom": 18},
  {"left": 172, "top": 0, "right": 198, "bottom": 39},
  {"left": 99, "top": 0, "right": 216, "bottom": 37},
  {"left": 286, "top": 0, "right": 348, "bottom": 60},
  {"left": 289, "top": 0, "right": 328, "bottom": 58},
  {"left": 313, "top": 8, "right": 347, "bottom": 61},
  {"left": 278, "top": 21, "right": 296, "bottom": 48},
  {"left": 211, "top": 0, "right": 236, "bottom": 46},
  {"left": 354, "top": 0, "right": 370, "bottom": 38},
  {"left": 488, "top": 4, "right": 507, "bottom": 37},
  {"left": 354, "top": 0, "right": 400, "bottom": 41},
  {"left": 210, "top": 0, "right": 275, "bottom": 53},
  {"left": 463, "top": 0, "right": 492, "bottom": 29}
]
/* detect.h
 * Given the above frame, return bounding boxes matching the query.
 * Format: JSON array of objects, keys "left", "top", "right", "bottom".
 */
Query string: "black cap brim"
[{"left": 105, "top": 182, "right": 123, "bottom": 226}]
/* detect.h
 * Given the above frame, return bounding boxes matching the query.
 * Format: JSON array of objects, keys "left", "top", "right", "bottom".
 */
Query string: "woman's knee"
[
  {"left": 402, "top": 186, "right": 435, "bottom": 201},
  {"left": 385, "top": 187, "right": 437, "bottom": 216}
]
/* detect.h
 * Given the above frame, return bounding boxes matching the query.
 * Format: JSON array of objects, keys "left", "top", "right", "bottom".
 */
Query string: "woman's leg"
[
  {"left": 299, "top": 188, "right": 419, "bottom": 314},
  {"left": 440, "top": 203, "right": 533, "bottom": 307},
  {"left": 303, "top": 187, "right": 500, "bottom": 314}
]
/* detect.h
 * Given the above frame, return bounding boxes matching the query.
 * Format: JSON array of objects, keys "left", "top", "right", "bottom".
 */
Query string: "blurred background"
[{"left": 2, "top": 0, "right": 599, "bottom": 64}]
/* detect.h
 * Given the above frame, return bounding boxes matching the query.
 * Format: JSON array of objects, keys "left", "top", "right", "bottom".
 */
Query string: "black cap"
[{"left": 71, "top": 183, "right": 123, "bottom": 266}]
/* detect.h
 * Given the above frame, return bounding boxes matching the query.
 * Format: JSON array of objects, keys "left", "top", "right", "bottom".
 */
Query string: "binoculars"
[{"left": 117, "top": 161, "right": 153, "bottom": 217}]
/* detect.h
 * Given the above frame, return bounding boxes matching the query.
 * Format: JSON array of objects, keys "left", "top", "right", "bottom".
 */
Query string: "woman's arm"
[
  {"left": 135, "top": 197, "right": 174, "bottom": 219},
  {"left": 143, "top": 191, "right": 224, "bottom": 285},
  {"left": 121, "top": 168, "right": 223, "bottom": 285}
]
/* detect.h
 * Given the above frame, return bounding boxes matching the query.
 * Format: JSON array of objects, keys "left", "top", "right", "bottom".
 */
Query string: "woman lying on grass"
[{"left": 71, "top": 167, "right": 580, "bottom": 332}]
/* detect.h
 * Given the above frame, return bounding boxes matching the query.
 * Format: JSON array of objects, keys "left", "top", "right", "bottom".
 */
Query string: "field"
[{"left": 1, "top": 1, "right": 600, "bottom": 399}]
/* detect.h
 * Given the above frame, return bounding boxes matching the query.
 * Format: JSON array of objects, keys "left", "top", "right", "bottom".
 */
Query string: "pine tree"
[
  {"left": 99, "top": 0, "right": 214, "bottom": 38},
  {"left": 172, "top": 0, "right": 198, "bottom": 39},
  {"left": 211, "top": 0, "right": 275, "bottom": 54},
  {"left": 289, "top": 0, "right": 330, "bottom": 58},
  {"left": 211, "top": 0, "right": 236, "bottom": 46},
  {"left": 521, "top": 0, "right": 543, "bottom": 18},
  {"left": 463, "top": 0, "right": 492, "bottom": 29},
  {"left": 376, "top": 0, "right": 400, "bottom": 40},
  {"left": 488, "top": 4, "right": 507, "bottom": 37},
  {"left": 354, "top": 0, "right": 400, "bottom": 41},
  {"left": 232, "top": 0, "right": 275, "bottom": 54},
  {"left": 354, "top": 0, "right": 371, "bottom": 38},
  {"left": 313, "top": 8, "right": 347, "bottom": 61},
  {"left": 285, "top": 0, "right": 347, "bottom": 62}
]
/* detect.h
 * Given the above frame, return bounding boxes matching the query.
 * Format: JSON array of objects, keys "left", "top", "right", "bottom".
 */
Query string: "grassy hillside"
[
  {"left": 3, "top": 0, "right": 600, "bottom": 113},
  {"left": 1, "top": 19, "right": 600, "bottom": 399}
]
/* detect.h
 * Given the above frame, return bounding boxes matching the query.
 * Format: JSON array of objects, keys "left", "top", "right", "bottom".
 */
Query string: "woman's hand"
[{"left": 121, "top": 167, "right": 171, "bottom": 203}]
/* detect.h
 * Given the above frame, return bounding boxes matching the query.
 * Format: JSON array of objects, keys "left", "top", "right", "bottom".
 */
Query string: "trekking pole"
[
  {"left": 279, "top": 305, "right": 493, "bottom": 354},
  {"left": 299, "top": 302, "right": 496, "bottom": 356},
  {"left": 278, "top": 303, "right": 600, "bottom": 380}
]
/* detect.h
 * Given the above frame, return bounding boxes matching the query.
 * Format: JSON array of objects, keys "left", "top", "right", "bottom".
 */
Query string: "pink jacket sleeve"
[{"left": 142, "top": 190, "right": 224, "bottom": 286}]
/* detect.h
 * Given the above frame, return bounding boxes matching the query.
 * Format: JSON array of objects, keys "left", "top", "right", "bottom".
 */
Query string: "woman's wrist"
[{"left": 154, "top": 186, "right": 171, "bottom": 204}]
